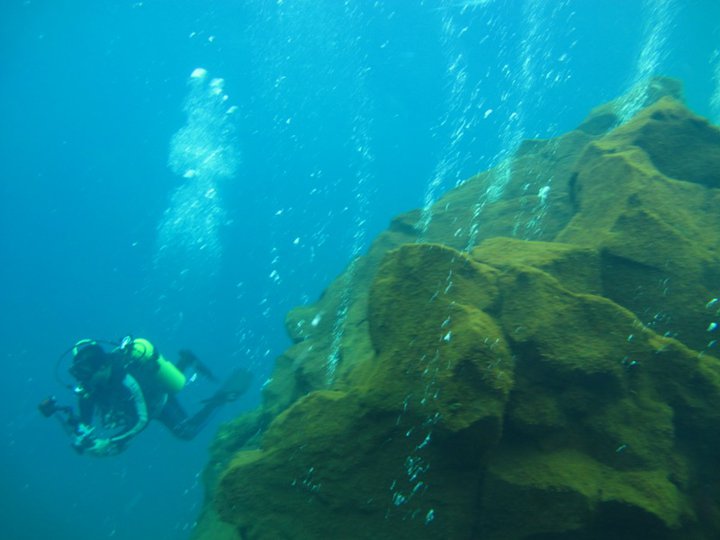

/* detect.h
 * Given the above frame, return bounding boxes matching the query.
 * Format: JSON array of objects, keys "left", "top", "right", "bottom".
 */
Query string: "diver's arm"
[
  {"left": 84, "top": 374, "right": 149, "bottom": 457},
  {"left": 70, "top": 395, "right": 96, "bottom": 452}
]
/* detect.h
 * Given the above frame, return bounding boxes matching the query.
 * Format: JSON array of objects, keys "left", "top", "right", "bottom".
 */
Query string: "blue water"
[{"left": 0, "top": 1, "right": 718, "bottom": 539}]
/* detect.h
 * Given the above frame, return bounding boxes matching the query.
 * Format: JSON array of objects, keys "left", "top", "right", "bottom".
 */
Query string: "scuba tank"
[{"left": 119, "top": 337, "right": 186, "bottom": 393}]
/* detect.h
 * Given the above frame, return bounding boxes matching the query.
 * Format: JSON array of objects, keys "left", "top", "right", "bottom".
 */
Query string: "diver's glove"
[
  {"left": 72, "top": 423, "right": 96, "bottom": 454},
  {"left": 84, "top": 438, "right": 116, "bottom": 457}
]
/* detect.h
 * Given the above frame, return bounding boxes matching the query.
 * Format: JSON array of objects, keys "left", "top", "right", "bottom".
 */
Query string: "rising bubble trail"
[
  {"left": 156, "top": 68, "right": 239, "bottom": 283},
  {"left": 616, "top": 0, "right": 675, "bottom": 123}
]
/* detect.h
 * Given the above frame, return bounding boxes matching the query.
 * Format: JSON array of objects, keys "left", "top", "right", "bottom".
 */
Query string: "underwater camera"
[
  {"left": 38, "top": 395, "right": 81, "bottom": 434},
  {"left": 38, "top": 396, "right": 60, "bottom": 418}
]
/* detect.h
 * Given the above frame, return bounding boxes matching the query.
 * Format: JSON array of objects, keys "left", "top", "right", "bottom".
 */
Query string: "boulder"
[{"left": 194, "top": 78, "right": 720, "bottom": 540}]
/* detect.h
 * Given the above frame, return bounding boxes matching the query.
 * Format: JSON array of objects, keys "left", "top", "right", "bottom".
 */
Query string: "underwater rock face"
[{"left": 194, "top": 81, "right": 720, "bottom": 540}]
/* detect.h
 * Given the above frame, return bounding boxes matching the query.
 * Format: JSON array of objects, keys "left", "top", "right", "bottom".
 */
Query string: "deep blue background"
[{"left": 1, "top": 1, "right": 718, "bottom": 539}]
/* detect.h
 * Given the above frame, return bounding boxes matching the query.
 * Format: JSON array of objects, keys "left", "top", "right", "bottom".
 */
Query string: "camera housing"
[{"left": 38, "top": 396, "right": 58, "bottom": 418}]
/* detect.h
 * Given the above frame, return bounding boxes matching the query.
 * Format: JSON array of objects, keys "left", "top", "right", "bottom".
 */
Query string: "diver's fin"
[
  {"left": 202, "top": 368, "right": 253, "bottom": 405},
  {"left": 177, "top": 349, "right": 218, "bottom": 382}
]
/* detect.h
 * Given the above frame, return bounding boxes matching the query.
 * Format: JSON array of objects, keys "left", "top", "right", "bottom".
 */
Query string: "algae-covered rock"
[
  {"left": 195, "top": 79, "right": 720, "bottom": 540},
  {"left": 216, "top": 244, "right": 515, "bottom": 539},
  {"left": 557, "top": 97, "right": 720, "bottom": 350},
  {"left": 478, "top": 449, "right": 690, "bottom": 540}
]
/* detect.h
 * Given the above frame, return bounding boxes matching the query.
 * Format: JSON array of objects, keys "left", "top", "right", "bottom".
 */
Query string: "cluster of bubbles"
[
  {"left": 417, "top": 7, "right": 481, "bottom": 237},
  {"left": 616, "top": 0, "right": 675, "bottom": 124},
  {"left": 712, "top": 47, "right": 720, "bottom": 123},
  {"left": 168, "top": 69, "right": 239, "bottom": 181},
  {"left": 701, "top": 297, "right": 719, "bottom": 357},
  {"left": 417, "top": 0, "right": 573, "bottom": 249},
  {"left": 155, "top": 68, "right": 239, "bottom": 285},
  {"left": 325, "top": 3, "right": 376, "bottom": 384},
  {"left": 395, "top": 0, "right": 574, "bottom": 523}
]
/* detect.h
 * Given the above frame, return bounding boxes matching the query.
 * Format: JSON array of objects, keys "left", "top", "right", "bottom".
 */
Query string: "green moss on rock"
[
  {"left": 194, "top": 80, "right": 720, "bottom": 540},
  {"left": 478, "top": 449, "right": 691, "bottom": 540}
]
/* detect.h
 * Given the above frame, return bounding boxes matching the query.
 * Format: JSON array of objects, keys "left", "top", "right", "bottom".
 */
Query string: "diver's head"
[{"left": 69, "top": 340, "right": 112, "bottom": 390}]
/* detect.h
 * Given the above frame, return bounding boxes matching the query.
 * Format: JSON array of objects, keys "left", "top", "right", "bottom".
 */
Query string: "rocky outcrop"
[{"left": 193, "top": 79, "right": 720, "bottom": 540}]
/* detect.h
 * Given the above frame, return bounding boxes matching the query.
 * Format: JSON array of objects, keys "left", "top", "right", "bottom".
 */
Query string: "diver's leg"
[
  {"left": 158, "top": 395, "right": 220, "bottom": 441},
  {"left": 157, "top": 396, "right": 194, "bottom": 440},
  {"left": 177, "top": 401, "right": 222, "bottom": 440},
  {"left": 159, "top": 370, "right": 252, "bottom": 441}
]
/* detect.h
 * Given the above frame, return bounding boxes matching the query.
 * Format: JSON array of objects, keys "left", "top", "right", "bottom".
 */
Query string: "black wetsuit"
[{"left": 76, "top": 364, "right": 220, "bottom": 456}]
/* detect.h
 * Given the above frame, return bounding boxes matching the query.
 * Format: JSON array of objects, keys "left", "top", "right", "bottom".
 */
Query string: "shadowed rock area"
[{"left": 192, "top": 79, "right": 720, "bottom": 540}]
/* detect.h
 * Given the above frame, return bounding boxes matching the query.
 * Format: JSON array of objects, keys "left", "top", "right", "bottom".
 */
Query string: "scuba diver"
[{"left": 38, "top": 337, "right": 252, "bottom": 457}]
